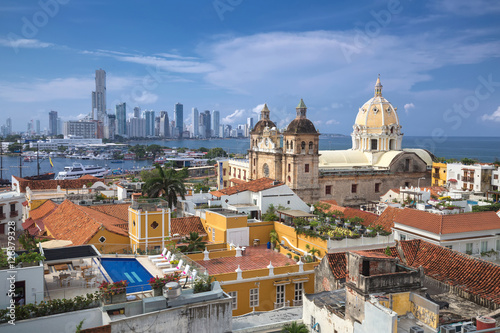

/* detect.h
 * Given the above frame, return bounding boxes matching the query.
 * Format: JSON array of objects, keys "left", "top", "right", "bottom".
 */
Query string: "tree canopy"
[{"left": 142, "top": 164, "right": 187, "bottom": 209}]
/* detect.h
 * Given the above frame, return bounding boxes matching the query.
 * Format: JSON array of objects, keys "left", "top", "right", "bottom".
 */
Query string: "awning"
[
  {"left": 448, "top": 179, "right": 457, "bottom": 182},
  {"left": 277, "top": 210, "right": 316, "bottom": 218}
]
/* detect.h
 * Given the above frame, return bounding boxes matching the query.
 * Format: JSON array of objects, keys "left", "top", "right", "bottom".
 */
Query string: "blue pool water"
[{"left": 100, "top": 258, "right": 153, "bottom": 293}]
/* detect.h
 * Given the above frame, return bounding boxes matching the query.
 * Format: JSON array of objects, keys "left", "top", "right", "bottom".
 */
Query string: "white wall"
[
  {"left": 303, "top": 293, "right": 353, "bottom": 333},
  {"left": 0, "top": 264, "right": 44, "bottom": 308},
  {"left": 0, "top": 308, "right": 102, "bottom": 332},
  {"left": 258, "top": 186, "right": 310, "bottom": 215},
  {"left": 327, "top": 234, "right": 394, "bottom": 253},
  {"left": 353, "top": 299, "right": 397, "bottom": 333}
]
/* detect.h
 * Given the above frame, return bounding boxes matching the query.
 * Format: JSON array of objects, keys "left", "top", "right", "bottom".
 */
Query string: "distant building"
[
  {"left": 115, "top": 102, "right": 127, "bottom": 136},
  {"left": 159, "top": 111, "right": 170, "bottom": 138},
  {"left": 35, "top": 120, "right": 40, "bottom": 135},
  {"left": 127, "top": 117, "right": 146, "bottom": 138},
  {"left": 447, "top": 162, "right": 494, "bottom": 193},
  {"left": 63, "top": 120, "right": 97, "bottom": 139},
  {"left": 212, "top": 110, "right": 220, "bottom": 137},
  {"left": 432, "top": 162, "right": 447, "bottom": 186},
  {"left": 106, "top": 114, "right": 116, "bottom": 140},
  {"left": 133, "top": 106, "right": 141, "bottom": 118},
  {"left": 246, "top": 117, "right": 254, "bottom": 137},
  {"left": 174, "top": 103, "right": 183, "bottom": 138},
  {"left": 48, "top": 111, "right": 58, "bottom": 136},
  {"left": 143, "top": 110, "right": 155, "bottom": 137},
  {"left": 192, "top": 107, "right": 199, "bottom": 137},
  {"left": 203, "top": 110, "right": 211, "bottom": 138},
  {"left": 91, "top": 69, "right": 106, "bottom": 122}
]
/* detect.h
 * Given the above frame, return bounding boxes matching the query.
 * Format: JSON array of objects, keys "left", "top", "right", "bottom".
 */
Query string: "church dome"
[
  {"left": 354, "top": 76, "right": 400, "bottom": 134},
  {"left": 284, "top": 99, "right": 318, "bottom": 134},
  {"left": 251, "top": 104, "right": 277, "bottom": 134}
]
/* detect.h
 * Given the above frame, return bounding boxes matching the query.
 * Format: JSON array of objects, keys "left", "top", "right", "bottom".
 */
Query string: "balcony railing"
[
  {"left": 274, "top": 300, "right": 290, "bottom": 309},
  {"left": 432, "top": 173, "right": 440, "bottom": 179},
  {"left": 0, "top": 213, "right": 5, "bottom": 220},
  {"left": 293, "top": 300, "right": 303, "bottom": 307},
  {"left": 10, "top": 211, "right": 19, "bottom": 218}
]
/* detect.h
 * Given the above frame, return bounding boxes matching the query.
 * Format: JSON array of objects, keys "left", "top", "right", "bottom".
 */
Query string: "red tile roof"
[
  {"left": 373, "top": 206, "right": 404, "bottom": 232},
  {"left": 211, "top": 177, "right": 283, "bottom": 197},
  {"left": 43, "top": 199, "right": 128, "bottom": 245},
  {"left": 88, "top": 203, "right": 130, "bottom": 222},
  {"left": 196, "top": 245, "right": 296, "bottom": 274},
  {"left": 170, "top": 216, "right": 206, "bottom": 238},
  {"left": 318, "top": 201, "right": 378, "bottom": 226},
  {"left": 325, "top": 240, "right": 500, "bottom": 306},
  {"left": 22, "top": 200, "right": 59, "bottom": 235},
  {"left": 13, "top": 175, "right": 101, "bottom": 193},
  {"left": 229, "top": 178, "right": 246, "bottom": 185},
  {"left": 395, "top": 209, "right": 500, "bottom": 234}
]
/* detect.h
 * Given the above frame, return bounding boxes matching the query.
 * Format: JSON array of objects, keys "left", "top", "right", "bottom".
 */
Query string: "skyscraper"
[
  {"left": 174, "top": 103, "right": 183, "bottom": 138},
  {"left": 192, "top": 107, "right": 199, "bottom": 138},
  {"left": 49, "top": 111, "right": 58, "bottom": 136},
  {"left": 133, "top": 106, "right": 141, "bottom": 118},
  {"left": 143, "top": 110, "right": 155, "bottom": 137},
  {"left": 107, "top": 114, "right": 116, "bottom": 139},
  {"left": 6, "top": 118, "right": 12, "bottom": 135},
  {"left": 159, "top": 111, "right": 170, "bottom": 138},
  {"left": 36, "top": 120, "right": 40, "bottom": 135},
  {"left": 212, "top": 110, "right": 220, "bottom": 137},
  {"left": 91, "top": 69, "right": 106, "bottom": 122},
  {"left": 204, "top": 110, "right": 211, "bottom": 138},
  {"left": 115, "top": 102, "right": 127, "bottom": 136}
]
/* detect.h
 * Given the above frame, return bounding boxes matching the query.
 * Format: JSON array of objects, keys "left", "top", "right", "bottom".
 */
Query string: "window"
[
  {"left": 243, "top": 170, "right": 246, "bottom": 180},
  {"left": 276, "top": 285, "right": 285, "bottom": 306},
  {"left": 150, "top": 221, "right": 158, "bottom": 229},
  {"left": 308, "top": 141, "right": 313, "bottom": 153},
  {"left": 481, "top": 241, "right": 488, "bottom": 252},
  {"left": 494, "top": 175, "right": 499, "bottom": 180},
  {"left": 10, "top": 203, "right": 16, "bottom": 212},
  {"left": 288, "top": 163, "right": 291, "bottom": 172},
  {"left": 325, "top": 185, "right": 332, "bottom": 195},
  {"left": 404, "top": 159, "right": 410, "bottom": 171},
  {"left": 305, "top": 164, "right": 309, "bottom": 173},
  {"left": 263, "top": 163, "right": 270, "bottom": 177},
  {"left": 223, "top": 181, "right": 227, "bottom": 188},
  {"left": 238, "top": 169, "right": 241, "bottom": 178},
  {"left": 400, "top": 234, "right": 406, "bottom": 241},
  {"left": 250, "top": 288, "right": 259, "bottom": 307},
  {"left": 301, "top": 141, "right": 306, "bottom": 153},
  {"left": 294, "top": 283, "right": 303, "bottom": 305},
  {"left": 405, "top": 182, "right": 410, "bottom": 188},
  {"left": 466, "top": 243, "right": 473, "bottom": 254},
  {"left": 98, "top": 236, "right": 106, "bottom": 243},
  {"left": 287, "top": 200, "right": 290, "bottom": 204},
  {"left": 228, "top": 168, "right": 231, "bottom": 176},
  {"left": 371, "top": 139, "right": 378, "bottom": 150},
  {"left": 375, "top": 183, "right": 381, "bottom": 193},
  {"left": 223, "top": 168, "right": 226, "bottom": 176},
  {"left": 228, "top": 291, "right": 237, "bottom": 310},
  {"left": 351, "top": 184, "right": 357, "bottom": 193}
]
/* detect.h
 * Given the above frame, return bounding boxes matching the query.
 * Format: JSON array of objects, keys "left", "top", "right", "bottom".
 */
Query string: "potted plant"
[
  {"left": 170, "top": 260, "right": 179, "bottom": 268},
  {"left": 149, "top": 272, "right": 181, "bottom": 296},
  {"left": 99, "top": 280, "right": 128, "bottom": 304}
]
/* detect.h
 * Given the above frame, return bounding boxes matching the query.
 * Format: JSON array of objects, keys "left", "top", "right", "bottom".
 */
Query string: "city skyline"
[{"left": 0, "top": 1, "right": 499, "bottom": 136}]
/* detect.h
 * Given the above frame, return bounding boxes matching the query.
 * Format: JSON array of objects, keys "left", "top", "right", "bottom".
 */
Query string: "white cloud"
[
  {"left": 222, "top": 109, "right": 246, "bottom": 124},
  {"left": 481, "top": 106, "right": 500, "bottom": 122},
  {"left": 330, "top": 103, "right": 343, "bottom": 109},
  {"left": 133, "top": 91, "right": 158, "bottom": 104},
  {"left": 0, "top": 38, "right": 53, "bottom": 49},
  {"left": 252, "top": 104, "right": 265, "bottom": 115},
  {"left": 326, "top": 119, "right": 339, "bottom": 125},
  {"left": 404, "top": 103, "right": 415, "bottom": 115}
]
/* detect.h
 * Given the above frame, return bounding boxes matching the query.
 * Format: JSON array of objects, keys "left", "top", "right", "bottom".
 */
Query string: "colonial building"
[{"left": 246, "top": 77, "right": 433, "bottom": 205}]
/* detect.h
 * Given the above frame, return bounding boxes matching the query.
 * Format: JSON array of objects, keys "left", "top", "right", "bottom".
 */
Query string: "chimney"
[
  {"left": 267, "top": 261, "right": 274, "bottom": 276},
  {"left": 235, "top": 246, "right": 242, "bottom": 257},
  {"left": 203, "top": 248, "right": 210, "bottom": 261},
  {"left": 235, "top": 265, "right": 242, "bottom": 280}
]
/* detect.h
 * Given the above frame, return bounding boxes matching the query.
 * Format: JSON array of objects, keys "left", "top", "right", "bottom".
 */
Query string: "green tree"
[
  {"left": 309, "top": 247, "right": 320, "bottom": 260},
  {"left": 8, "top": 143, "right": 23, "bottom": 153},
  {"left": 146, "top": 144, "right": 163, "bottom": 159},
  {"left": 142, "top": 164, "right": 187, "bottom": 209},
  {"left": 262, "top": 204, "right": 279, "bottom": 221},
  {"left": 385, "top": 246, "right": 392, "bottom": 256},
  {"left": 205, "top": 147, "right": 228, "bottom": 159},
  {"left": 269, "top": 230, "right": 279, "bottom": 250},
  {"left": 198, "top": 147, "right": 209, "bottom": 153},
  {"left": 281, "top": 321, "right": 308, "bottom": 333},
  {"left": 178, "top": 232, "right": 207, "bottom": 253},
  {"left": 19, "top": 232, "right": 37, "bottom": 251},
  {"left": 129, "top": 144, "right": 146, "bottom": 159},
  {"left": 461, "top": 157, "right": 477, "bottom": 165}
]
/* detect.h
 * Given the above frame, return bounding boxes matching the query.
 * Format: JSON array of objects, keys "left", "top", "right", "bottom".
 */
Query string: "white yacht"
[{"left": 55, "top": 163, "right": 110, "bottom": 180}]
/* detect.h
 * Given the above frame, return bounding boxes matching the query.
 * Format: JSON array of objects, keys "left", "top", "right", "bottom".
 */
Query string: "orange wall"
[{"left": 248, "top": 221, "right": 274, "bottom": 245}]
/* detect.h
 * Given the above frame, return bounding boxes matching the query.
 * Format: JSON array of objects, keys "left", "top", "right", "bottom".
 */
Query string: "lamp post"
[{"left": 417, "top": 177, "right": 425, "bottom": 189}]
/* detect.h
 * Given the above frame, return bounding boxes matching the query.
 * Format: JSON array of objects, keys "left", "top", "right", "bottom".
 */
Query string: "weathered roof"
[
  {"left": 284, "top": 118, "right": 318, "bottom": 134},
  {"left": 211, "top": 177, "right": 283, "bottom": 197},
  {"left": 170, "top": 216, "right": 206, "bottom": 238},
  {"left": 88, "top": 203, "right": 130, "bottom": 222},
  {"left": 13, "top": 175, "right": 101, "bottom": 193},
  {"left": 395, "top": 209, "right": 500, "bottom": 234},
  {"left": 373, "top": 206, "right": 403, "bottom": 232}
]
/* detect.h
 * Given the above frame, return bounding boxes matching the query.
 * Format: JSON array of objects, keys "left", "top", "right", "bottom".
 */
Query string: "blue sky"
[{"left": 1, "top": 0, "right": 500, "bottom": 137}]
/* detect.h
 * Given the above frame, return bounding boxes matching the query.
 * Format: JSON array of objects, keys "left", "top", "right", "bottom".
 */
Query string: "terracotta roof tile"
[
  {"left": 43, "top": 200, "right": 127, "bottom": 245},
  {"left": 318, "top": 201, "right": 378, "bottom": 226},
  {"left": 170, "top": 217, "right": 206, "bottom": 238},
  {"left": 211, "top": 177, "right": 283, "bottom": 197},
  {"left": 395, "top": 209, "right": 500, "bottom": 234},
  {"left": 373, "top": 206, "right": 404, "bottom": 232},
  {"left": 88, "top": 203, "right": 130, "bottom": 222},
  {"left": 326, "top": 252, "right": 347, "bottom": 279},
  {"left": 22, "top": 200, "right": 59, "bottom": 235},
  {"left": 196, "top": 245, "right": 296, "bottom": 274},
  {"left": 13, "top": 175, "right": 101, "bottom": 193},
  {"left": 229, "top": 178, "right": 246, "bottom": 185}
]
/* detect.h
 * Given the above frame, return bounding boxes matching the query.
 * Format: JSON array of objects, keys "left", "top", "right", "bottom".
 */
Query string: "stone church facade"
[{"left": 248, "top": 77, "right": 433, "bottom": 206}]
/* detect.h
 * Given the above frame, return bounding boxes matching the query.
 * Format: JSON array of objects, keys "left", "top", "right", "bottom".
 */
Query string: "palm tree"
[
  {"left": 309, "top": 247, "right": 320, "bottom": 261},
  {"left": 281, "top": 321, "right": 308, "bottom": 333},
  {"left": 142, "top": 164, "right": 187, "bottom": 209},
  {"left": 269, "top": 230, "right": 279, "bottom": 250},
  {"left": 178, "top": 232, "right": 207, "bottom": 253}
]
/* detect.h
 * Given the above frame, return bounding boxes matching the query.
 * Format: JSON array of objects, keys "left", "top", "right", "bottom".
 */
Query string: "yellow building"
[
  {"left": 128, "top": 199, "right": 171, "bottom": 252},
  {"left": 188, "top": 246, "right": 317, "bottom": 316},
  {"left": 216, "top": 159, "right": 251, "bottom": 190},
  {"left": 432, "top": 162, "right": 447, "bottom": 186}
]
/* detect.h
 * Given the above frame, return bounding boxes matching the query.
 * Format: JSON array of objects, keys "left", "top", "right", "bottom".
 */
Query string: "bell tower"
[{"left": 282, "top": 99, "right": 320, "bottom": 203}]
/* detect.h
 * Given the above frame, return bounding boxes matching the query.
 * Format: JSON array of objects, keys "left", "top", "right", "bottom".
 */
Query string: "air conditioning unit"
[
  {"left": 409, "top": 326, "right": 424, "bottom": 333},
  {"left": 440, "top": 325, "right": 456, "bottom": 333},
  {"left": 143, "top": 296, "right": 167, "bottom": 313},
  {"left": 463, "top": 325, "right": 476, "bottom": 332}
]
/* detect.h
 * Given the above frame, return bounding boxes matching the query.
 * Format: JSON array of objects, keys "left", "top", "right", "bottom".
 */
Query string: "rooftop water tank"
[{"left": 163, "top": 281, "right": 181, "bottom": 299}]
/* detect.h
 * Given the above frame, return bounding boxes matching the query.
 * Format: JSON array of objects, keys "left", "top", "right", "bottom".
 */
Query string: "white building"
[
  {"left": 492, "top": 166, "right": 500, "bottom": 192},
  {"left": 127, "top": 117, "right": 146, "bottom": 138},
  {"left": 29, "top": 137, "right": 103, "bottom": 150},
  {"left": 210, "top": 177, "right": 310, "bottom": 219},
  {"left": 0, "top": 190, "right": 25, "bottom": 233},
  {"left": 393, "top": 209, "right": 500, "bottom": 260},
  {"left": 63, "top": 120, "right": 97, "bottom": 139},
  {"left": 447, "top": 163, "right": 495, "bottom": 193}
]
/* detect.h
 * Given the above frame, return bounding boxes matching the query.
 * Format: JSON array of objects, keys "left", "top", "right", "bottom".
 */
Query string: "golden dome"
[{"left": 354, "top": 76, "right": 400, "bottom": 134}]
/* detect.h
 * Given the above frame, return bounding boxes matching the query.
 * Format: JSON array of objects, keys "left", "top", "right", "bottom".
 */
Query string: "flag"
[{"left": 49, "top": 157, "right": 53, "bottom": 168}]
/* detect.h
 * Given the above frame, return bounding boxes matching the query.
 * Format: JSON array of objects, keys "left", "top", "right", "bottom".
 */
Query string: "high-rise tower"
[
  {"left": 174, "top": 103, "right": 183, "bottom": 138},
  {"left": 49, "top": 111, "right": 58, "bottom": 136},
  {"left": 192, "top": 107, "right": 199, "bottom": 138},
  {"left": 115, "top": 103, "right": 127, "bottom": 136},
  {"left": 91, "top": 69, "right": 107, "bottom": 122},
  {"left": 212, "top": 110, "right": 220, "bottom": 137}
]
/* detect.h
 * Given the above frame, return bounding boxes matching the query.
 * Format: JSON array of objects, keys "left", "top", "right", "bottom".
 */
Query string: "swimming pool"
[{"left": 100, "top": 258, "right": 153, "bottom": 293}]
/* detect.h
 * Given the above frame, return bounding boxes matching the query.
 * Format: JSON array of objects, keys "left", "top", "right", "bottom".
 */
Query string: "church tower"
[
  {"left": 351, "top": 76, "right": 403, "bottom": 152},
  {"left": 282, "top": 99, "right": 320, "bottom": 203},
  {"left": 248, "top": 104, "right": 282, "bottom": 181}
]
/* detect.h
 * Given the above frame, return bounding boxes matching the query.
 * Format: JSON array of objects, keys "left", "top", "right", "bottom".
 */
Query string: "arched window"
[
  {"left": 290, "top": 141, "right": 293, "bottom": 150},
  {"left": 263, "top": 163, "right": 270, "bottom": 177},
  {"left": 286, "top": 141, "right": 289, "bottom": 150},
  {"left": 308, "top": 141, "right": 313, "bottom": 153},
  {"left": 301, "top": 141, "right": 306, "bottom": 153}
]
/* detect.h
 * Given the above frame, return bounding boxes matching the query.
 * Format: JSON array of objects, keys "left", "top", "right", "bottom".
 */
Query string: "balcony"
[
  {"left": 293, "top": 300, "right": 303, "bottom": 307},
  {"left": 10, "top": 211, "right": 19, "bottom": 218},
  {"left": 0, "top": 213, "right": 5, "bottom": 220},
  {"left": 274, "top": 300, "right": 290, "bottom": 309},
  {"left": 432, "top": 173, "right": 440, "bottom": 179}
]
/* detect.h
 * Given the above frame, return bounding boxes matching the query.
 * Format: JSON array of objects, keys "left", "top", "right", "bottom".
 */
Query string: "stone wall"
[{"left": 314, "top": 256, "right": 343, "bottom": 293}]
